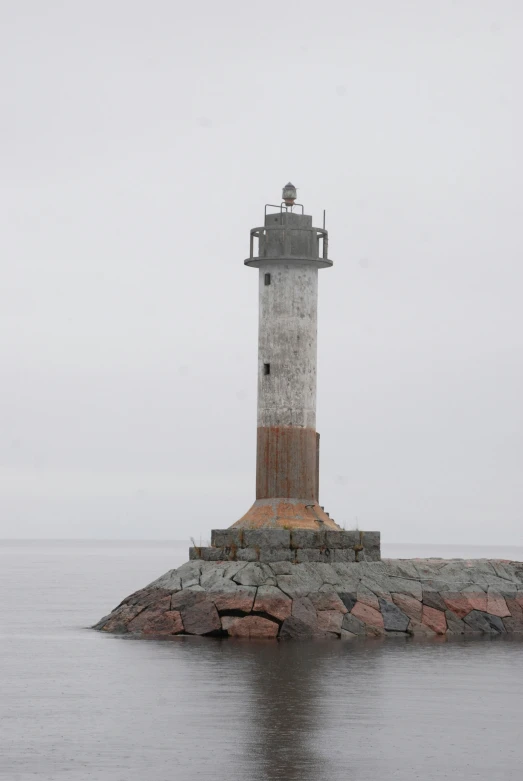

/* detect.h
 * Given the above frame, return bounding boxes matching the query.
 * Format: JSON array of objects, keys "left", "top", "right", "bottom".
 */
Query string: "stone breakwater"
[{"left": 94, "top": 558, "right": 523, "bottom": 640}]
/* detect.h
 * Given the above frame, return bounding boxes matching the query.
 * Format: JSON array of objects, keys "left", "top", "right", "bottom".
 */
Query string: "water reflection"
[
  {"left": 165, "top": 634, "right": 523, "bottom": 781},
  {"left": 172, "top": 638, "right": 384, "bottom": 780},
  {"left": 242, "top": 640, "right": 339, "bottom": 780}
]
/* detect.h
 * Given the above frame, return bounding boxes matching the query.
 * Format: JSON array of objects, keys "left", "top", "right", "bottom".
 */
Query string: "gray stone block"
[
  {"left": 438, "top": 561, "right": 475, "bottom": 581},
  {"left": 292, "top": 596, "right": 317, "bottom": 625},
  {"left": 360, "top": 574, "right": 391, "bottom": 599},
  {"left": 280, "top": 616, "right": 331, "bottom": 640},
  {"left": 222, "top": 562, "right": 248, "bottom": 580},
  {"left": 189, "top": 547, "right": 200, "bottom": 560},
  {"left": 497, "top": 588, "right": 518, "bottom": 600},
  {"left": 200, "top": 567, "right": 227, "bottom": 589},
  {"left": 269, "top": 561, "right": 294, "bottom": 575},
  {"left": 145, "top": 569, "right": 182, "bottom": 592},
  {"left": 178, "top": 561, "right": 202, "bottom": 589},
  {"left": 420, "top": 579, "right": 453, "bottom": 593},
  {"left": 211, "top": 529, "right": 242, "bottom": 549},
  {"left": 315, "top": 563, "right": 343, "bottom": 586},
  {"left": 387, "top": 576, "right": 422, "bottom": 601},
  {"left": 361, "top": 531, "right": 380, "bottom": 548},
  {"left": 232, "top": 562, "right": 275, "bottom": 587},
  {"left": 462, "top": 584, "right": 486, "bottom": 594},
  {"left": 341, "top": 612, "right": 366, "bottom": 635},
  {"left": 359, "top": 548, "right": 381, "bottom": 562},
  {"left": 259, "top": 547, "right": 294, "bottom": 563},
  {"left": 338, "top": 592, "right": 357, "bottom": 612},
  {"left": 177, "top": 560, "right": 202, "bottom": 575},
  {"left": 291, "top": 529, "right": 325, "bottom": 549},
  {"left": 243, "top": 529, "right": 291, "bottom": 549},
  {"left": 332, "top": 548, "right": 356, "bottom": 563},
  {"left": 386, "top": 561, "right": 419, "bottom": 579},
  {"left": 325, "top": 530, "right": 360, "bottom": 549},
  {"left": 200, "top": 547, "right": 228, "bottom": 562},
  {"left": 379, "top": 598, "right": 410, "bottom": 632},
  {"left": 464, "top": 610, "right": 506, "bottom": 634},
  {"left": 445, "top": 610, "right": 465, "bottom": 634},
  {"left": 236, "top": 547, "right": 258, "bottom": 562},
  {"left": 296, "top": 548, "right": 321, "bottom": 563},
  {"left": 422, "top": 590, "right": 447, "bottom": 612},
  {"left": 356, "top": 561, "right": 387, "bottom": 576},
  {"left": 277, "top": 566, "right": 324, "bottom": 598},
  {"left": 492, "top": 562, "right": 518, "bottom": 581}
]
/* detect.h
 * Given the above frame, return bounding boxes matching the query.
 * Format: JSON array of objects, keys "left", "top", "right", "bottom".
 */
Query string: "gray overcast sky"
[{"left": 1, "top": 0, "right": 522, "bottom": 543}]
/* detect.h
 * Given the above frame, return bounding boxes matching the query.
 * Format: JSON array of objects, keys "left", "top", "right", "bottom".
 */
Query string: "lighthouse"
[
  {"left": 94, "top": 184, "right": 383, "bottom": 642},
  {"left": 234, "top": 184, "right": 341, "bottom": 531}
]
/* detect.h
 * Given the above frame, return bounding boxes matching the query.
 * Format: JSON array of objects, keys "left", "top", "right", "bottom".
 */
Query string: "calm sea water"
[{"left": 2, "top": 540, "right": 523, "bottom": 781}]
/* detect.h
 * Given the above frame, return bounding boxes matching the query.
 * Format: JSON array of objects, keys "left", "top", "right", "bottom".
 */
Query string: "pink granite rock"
[
  {"left": 101, "top": 604, "right": 147, "bottom": 632},
  {"left": 279, "top": 616, "right": 335, "bottom": 640},
  {"left": 121, "top": 587, "right": 172, "bottom": 608},
  {"left": 142, "top": 610, "right": 184, "bottom": 635},
  {"left": 127, "top": 609, "right": 167, "bottom": 634},
  {"left": 443, "top": 594, "right": 474, "bottom": 619},
  {"left": 504, "top": 599, "right": 523, "bottom": 632},
  {"left": 391, "top": 593, "right": 423, "bottom": 622},
  {"left": 422, "top": 605, "right": 447, "bottom": 634},
  {"left": 212, "top": 588, "right": 256, "bottom": 613},
  {"left": 172, "top": 592, "right": 221, "bottom": 635},
  {"left": 316, "top": 610, "right": 344, "bottom": 634},
  {"left": 461, "top": 588, "right": 487, "bottom": 613},
  {"left": 365, "top": 625, "right": 386, "bottom": 638},
  {"left": 356, "top": 586, "right": 380, "bottom": 611},
  {"left": 408, "top": 620, "right": 436, "bottom": 636},
  {"left": 171, "top": 590, "right": 207, "bottom": 610},
  {"left": 222, "top": 615, "right": 279, "bottom": 639},
  {"left": 351, "top": 601, "right": 384, "bottom": 628},
  {"left": 309, "top": 593, "right": 348, "bottom": 613},
  {"left": 253, "top": 586, "right": 292, "bottom": 621},
  {"left": 126, "top": 597, "right": 172, "bottom": 633},
  {"left": 486, "top": 592, "right": 510, "bottom": 618}
]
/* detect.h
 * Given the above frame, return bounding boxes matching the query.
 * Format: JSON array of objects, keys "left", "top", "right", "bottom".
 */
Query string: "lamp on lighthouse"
[{"left": 282, "top": 182, "right": 297, "bottom": 206}]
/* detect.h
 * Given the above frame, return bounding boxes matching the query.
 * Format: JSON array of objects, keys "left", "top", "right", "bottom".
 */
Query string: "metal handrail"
[
  {"left": 264, "top": 202, "right": 305, "bottom": 217},
  {"left": 249, "top": 225, "right": 329, "bottom": 260}
]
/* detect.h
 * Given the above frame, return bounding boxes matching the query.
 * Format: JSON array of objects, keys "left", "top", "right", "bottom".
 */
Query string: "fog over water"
[{"left": 1, "top": 1, "right": 522, "bottom": 545}]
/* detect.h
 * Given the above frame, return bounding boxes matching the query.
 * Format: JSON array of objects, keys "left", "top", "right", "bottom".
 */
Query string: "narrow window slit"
[
  {"left": 264, "top": 273, "right": 271, "bottom": 286},
  {"left": 263, "top": 363, "right": 270, "bottom": 375}
]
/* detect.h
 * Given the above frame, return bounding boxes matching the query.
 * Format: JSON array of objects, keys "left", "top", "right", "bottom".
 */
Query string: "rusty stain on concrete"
[{"left": 233, "top": 499, "right": 339, "bottom": 531}]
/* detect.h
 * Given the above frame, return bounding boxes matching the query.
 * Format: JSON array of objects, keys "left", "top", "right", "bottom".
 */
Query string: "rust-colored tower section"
[{"left": 233, "top": 185, "right": 341, "bottom": 531}]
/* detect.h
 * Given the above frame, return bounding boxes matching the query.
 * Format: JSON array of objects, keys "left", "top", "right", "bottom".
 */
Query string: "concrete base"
[
  {"left": 190, "top": 528, "right": 380, "bottom": 563},
  {"left": 94, "top": 558, "right": 523, "bottom": 640}
]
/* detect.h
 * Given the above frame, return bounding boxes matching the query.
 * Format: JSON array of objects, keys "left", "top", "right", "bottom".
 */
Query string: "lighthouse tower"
[{"left": 234, "top": 184, "right": 341, "bottom": 531}]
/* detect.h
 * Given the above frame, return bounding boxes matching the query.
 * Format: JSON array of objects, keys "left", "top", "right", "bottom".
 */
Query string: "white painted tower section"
[{"left": 257, "top": 261, "right": 318, "bottom": 430}]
